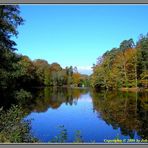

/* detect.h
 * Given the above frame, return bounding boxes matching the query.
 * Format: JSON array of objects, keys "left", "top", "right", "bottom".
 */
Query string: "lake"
[{"left": 23, "top": 87, "right": 148, "bottom": 143}]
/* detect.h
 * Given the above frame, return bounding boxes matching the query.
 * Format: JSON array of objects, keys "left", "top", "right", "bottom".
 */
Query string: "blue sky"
[{"left": 14, "top": 5, "right": 148, "bottom": 75}]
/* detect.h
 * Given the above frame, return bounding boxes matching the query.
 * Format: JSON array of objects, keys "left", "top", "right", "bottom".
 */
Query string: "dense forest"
[{"left": 90, "top": 35, "right": 148, "bottom": 90}]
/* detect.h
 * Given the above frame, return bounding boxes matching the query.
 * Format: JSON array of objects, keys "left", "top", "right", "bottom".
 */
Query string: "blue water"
[{"left": 24, "top": 88, "right": 146, "bottom": 143}]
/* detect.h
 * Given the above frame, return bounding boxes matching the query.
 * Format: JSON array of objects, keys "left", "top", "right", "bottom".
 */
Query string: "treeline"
[
  {"left": 90, "top": 35, "right": 148, "bottom": 90},
  {"left": 14, "top": 56, "right": 89, "bottom": 88}
]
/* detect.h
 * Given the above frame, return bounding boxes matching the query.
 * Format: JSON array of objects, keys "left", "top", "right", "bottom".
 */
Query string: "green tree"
[
  {"left": 136, "top": 34, "right": 148, "bottom": 88},
  {"left": 119, "top": 39, "right": 135, "bottom": 88},
  {"left": 33, "top": 59, "right": 50, "bottom": 85},
  {"left": 0, "top": 105, "right": 38, "bottom": 143},
  {"left": 0, "top": 5, "right": 24, "bottom": 90},
  {"left": 65, "top": 66, "right": 73, "bottom": 85},
  {"left": 44, "top": 68, "right": 51, "bottom": 86},
  {"left": 50, "top": 63, "right": 62, "bottom": 72},
  {"left": 16, "top": 55, "right": 37, "bottom": 87}
]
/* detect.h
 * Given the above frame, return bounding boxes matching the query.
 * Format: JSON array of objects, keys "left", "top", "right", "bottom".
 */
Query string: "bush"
[{"left": 0, "top": 105, "right": 38, "bottom": 143}]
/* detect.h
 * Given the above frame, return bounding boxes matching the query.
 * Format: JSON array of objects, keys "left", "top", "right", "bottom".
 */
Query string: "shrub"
[{"left": 0, "top": 105, "right": 38, "bottom": 143}]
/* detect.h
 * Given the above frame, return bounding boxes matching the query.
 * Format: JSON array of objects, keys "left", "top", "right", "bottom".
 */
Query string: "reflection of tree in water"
[
  {"left": 23, "top": 87, "right": 88, "bottom": 113},
  {"left": 90, "top": 90, "right": 148, "bottom": 139}
]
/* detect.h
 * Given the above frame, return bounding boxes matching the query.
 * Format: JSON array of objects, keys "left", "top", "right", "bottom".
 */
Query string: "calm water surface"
[{"left": 24, "top": 87, "right": 148, "bottom": 143}]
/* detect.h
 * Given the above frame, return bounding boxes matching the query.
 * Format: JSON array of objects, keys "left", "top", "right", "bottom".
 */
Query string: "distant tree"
[
  {"left": 44, "top": 68, "right": 51, "bottom": 86},
  {"left": 33, "top": 59, "right": 49, "bottom": 85},
  {"left": 65, "top": 66, "right": 73, "bottom": 85},
  {"left": 16, "top": 55, "right": 36, "bottom": 87},
  {"left": 72, "top": 73, "right": 81, "bottom": 87},
  {"left": 50, "top": 63, "right": 62, "bottom": 72}
]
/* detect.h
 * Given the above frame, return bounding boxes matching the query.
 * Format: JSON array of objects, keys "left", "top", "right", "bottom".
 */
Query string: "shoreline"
[{"left": 119, "top": 87, "right": 148, "bottom": 92}]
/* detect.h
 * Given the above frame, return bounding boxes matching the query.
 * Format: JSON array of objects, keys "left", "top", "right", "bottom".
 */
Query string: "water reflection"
[
  {"left": 23, "top": 87, "right": 89, "bottom": 113},
  {"left": 24, "top": 87, "right": 148, "bottom": 142},
  {"left": 90, "top": 90, "right": 148, "bottom": 139}
]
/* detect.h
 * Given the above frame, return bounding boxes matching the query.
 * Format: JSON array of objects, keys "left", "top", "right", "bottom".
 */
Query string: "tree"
[
  {"left": 90, "top": 35, "right": 148, "bottom": 90},
  {"left": 65, "top": 66, "right": 73, "bottom": 85},
  {"left": 33, "top": 59, "right": 49, "bottom": 85},
  {"left": 44, "top": 68, "right": 51, "bottom": 86},
  {"left": 72, "top": 73, "right": 81, "bottom": 87},
  {"left": 0, "top": 5, "right": 24, "bottom": 90},
  {"left": 136, "top": 34, "right": 148, "bottom": 88},
  {"left": 50, "top": 63, "right": 62, "bottom": 72},
  {"left": 119, "top": 39, "right": 135, "bottom": 88},
  {"left": 91, "top": 48, "right": 119, "bottom": 89},
  {"left": 16, "top": 55, "right": 36, "bottom": 87},
  {"left": 0, "top": 5, "right": 24, "bottom": 51}
]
